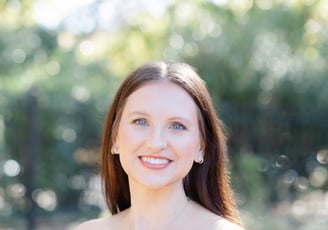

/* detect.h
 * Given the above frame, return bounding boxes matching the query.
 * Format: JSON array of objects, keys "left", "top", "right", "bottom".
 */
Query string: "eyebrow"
[{"left": 127, "top": 111, "right": 149, "bottom": 117}]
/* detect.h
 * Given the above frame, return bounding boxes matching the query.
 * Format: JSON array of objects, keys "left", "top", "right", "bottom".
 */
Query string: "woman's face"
[{"left": 114, "top": 80, "right": 202, "bottom": 190}]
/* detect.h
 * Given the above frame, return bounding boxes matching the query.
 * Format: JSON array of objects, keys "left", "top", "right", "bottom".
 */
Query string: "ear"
[
  {"left": 194, "top": 149, "right": 204, "bottom": 164},
  {"left": 194, "top": 153, "right": 204, "bottom": 164},
  {"left": 111, "top": 138, "right": 119, "bottom": 155},
  {"left": 111, "top": 136, "right": 119, "bottom": 154},
  {"left": 111, "top": 145, "right": 119, "bottom": 155}
]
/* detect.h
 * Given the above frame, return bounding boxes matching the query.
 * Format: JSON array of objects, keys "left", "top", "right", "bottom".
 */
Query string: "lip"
[{"left": 139, "top": 155, "right": 172, "bottom": 170}]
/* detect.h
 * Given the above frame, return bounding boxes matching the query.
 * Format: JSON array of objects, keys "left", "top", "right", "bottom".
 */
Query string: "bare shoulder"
[
  {"left": 74, "top": 217, "right": 110, "bottom": 230},
  {"left": 74, "top": 210, "right": 128, "bottom": 230},
  {"left": 189, "top": 201, "right": 245, "bottom": 230},
  {"left": 214, "top": 218, "right": 245, "bottom": 230}
]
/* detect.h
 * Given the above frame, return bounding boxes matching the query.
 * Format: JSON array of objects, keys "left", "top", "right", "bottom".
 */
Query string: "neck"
[{"left": 127, "top": 183, "right": 190, "bottom": 230}]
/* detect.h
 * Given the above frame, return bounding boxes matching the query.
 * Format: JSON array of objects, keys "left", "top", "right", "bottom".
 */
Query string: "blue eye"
[
  {"left": 134, "top": 119, "right": 149, "bottom": 126},
  {"left": 170, "top": 123, "right": 186, "bottom": 131}
]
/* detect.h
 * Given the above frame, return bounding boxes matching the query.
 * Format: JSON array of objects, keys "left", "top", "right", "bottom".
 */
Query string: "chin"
[{"left": 132, "top": 176, "right": 183, "bottom": 190}]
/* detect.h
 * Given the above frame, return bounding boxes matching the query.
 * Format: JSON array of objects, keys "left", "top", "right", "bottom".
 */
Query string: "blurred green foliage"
[{"left": 0, "top": 0, "right": 327, "bottom": 229}]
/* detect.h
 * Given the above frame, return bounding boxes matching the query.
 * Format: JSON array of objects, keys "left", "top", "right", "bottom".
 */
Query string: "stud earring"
[
  {"left": 111, "top": 146, "right": 119, "bottom": 155},
  {"left": 196, "top": 155, "right": 204, "bottom": 164}
]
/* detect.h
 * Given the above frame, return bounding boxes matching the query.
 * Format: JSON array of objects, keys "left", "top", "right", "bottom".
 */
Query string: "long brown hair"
[{"left": 101, "top": 62, "right": 241, "bottom": 225}]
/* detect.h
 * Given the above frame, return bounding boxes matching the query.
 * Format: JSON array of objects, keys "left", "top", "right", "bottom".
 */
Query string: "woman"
[{"left": 76, "top": 62, "right": 244, "bottom": 229}]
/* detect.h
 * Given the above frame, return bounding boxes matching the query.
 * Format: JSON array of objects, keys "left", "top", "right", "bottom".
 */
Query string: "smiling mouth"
[{"left": 140, "top": 156, "right": 171, "bottom": 165}]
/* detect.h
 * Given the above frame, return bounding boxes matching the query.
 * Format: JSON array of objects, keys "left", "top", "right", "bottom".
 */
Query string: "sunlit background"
[{"left": 0, "top": 0, "right": 328, "bottom": 229}]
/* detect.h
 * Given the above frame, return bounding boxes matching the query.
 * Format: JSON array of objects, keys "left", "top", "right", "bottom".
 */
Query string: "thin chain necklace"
[{"left": 128, "top": 197, "right": 190, "bottom": 230}]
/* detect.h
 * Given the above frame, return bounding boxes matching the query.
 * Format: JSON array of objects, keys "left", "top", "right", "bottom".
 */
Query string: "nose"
[{"left": 146, "top": 127, "right": 167, "bottom": 152}]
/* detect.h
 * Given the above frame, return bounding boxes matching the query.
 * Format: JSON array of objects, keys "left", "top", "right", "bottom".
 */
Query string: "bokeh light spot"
[
  {"left": 7, "top": 183, "right": 26, "bottom": 199},
  {"left": 295, "top": 176, "right": 309, "bottom": 191},
  {"left": 317, "top": 149, "right": 328, "bottom": 164},
  {"left": 283, "top": 169, "right": 298, "bottom": 184},
  {"left": 55, "top": 126, "right": 77, "bottom": 143},
  {"left": 71, "top": 85, "right": 90, "bottom": 103},
  {"left": 58, "top": 32, "right": 76, "bottom": 50},
  {"left": 46, "top": 61, "right": 61, "bottom": 75},
  {"left": 305, "top": 19, "right": 322, "bottom": 34},
  {"left": 79, "top": 40, "right": 95, "bottom": 56},
  {"left": 184, "top": 43, "right": 199, "bottom": 57},
  {"left": 275, "top": 155, "right": 291, "bottom": 169},
  {"left": 169, "top": 34, "right": 184, "bottom": 50},
  {"left": 309, "top": 166, "right": 327, "bottom": 187},
  {"left": 3, "top": 160, "right": 21, "bottom": 177},
  {"left": 62, "top": 128, "right": 76, "bottom": 143},
  {"left": 73, "top": 148, "right": 98, "bottom": 166},
  {"left": 32, "top": 189, "right": 57, "bottom": 211},
  {"left": 292, "top": 200, "right": 307, "bottom": 219},
  {"left": 12, "top": 49, "right": 26, "bottom": 63}
]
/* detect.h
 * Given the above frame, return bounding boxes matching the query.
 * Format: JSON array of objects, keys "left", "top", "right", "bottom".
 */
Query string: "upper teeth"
[{"left": 141, "top": 157, "right": 169, "bottom": 165}]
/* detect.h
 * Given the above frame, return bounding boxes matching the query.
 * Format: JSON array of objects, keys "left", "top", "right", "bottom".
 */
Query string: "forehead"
[{"left": 122, "top": 80, "right": 198, "bottom": 117}]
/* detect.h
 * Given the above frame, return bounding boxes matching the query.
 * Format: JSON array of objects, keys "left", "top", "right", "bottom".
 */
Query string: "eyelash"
[
  {"left": 132, "top": 119, "right": 186, "bottom": 131},
  {"left": 133, "top": 118, "right": 149, "bottom": 126},
  {"left": 169, "top": 123, "right": 186, "bottom": 131}
]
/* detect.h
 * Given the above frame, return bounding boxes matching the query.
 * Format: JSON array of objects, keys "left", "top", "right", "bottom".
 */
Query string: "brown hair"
[{"left": 101, "top": 62, "right": 241, "bottom": 225}]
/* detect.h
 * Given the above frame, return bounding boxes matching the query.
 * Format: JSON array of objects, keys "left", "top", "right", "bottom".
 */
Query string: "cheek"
[
  {"left": 117, "top": 124, "right": 145, "bottom": 151},
  {"left": 172, "top": 135, "right": 200, "bottom": 158}
]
